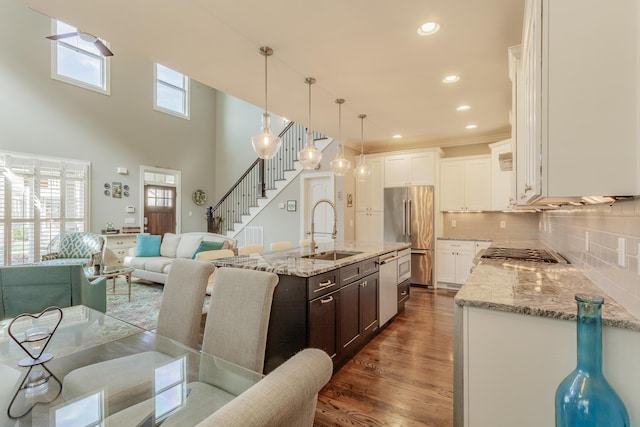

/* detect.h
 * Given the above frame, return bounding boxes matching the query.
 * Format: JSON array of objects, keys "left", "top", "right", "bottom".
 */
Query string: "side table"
[{"left": 86, "top": 267, "right": 135, "bottom": 301}]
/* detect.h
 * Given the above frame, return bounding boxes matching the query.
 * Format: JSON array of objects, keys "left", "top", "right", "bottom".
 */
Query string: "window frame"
[
  {"left": 154, "top": 63, "right": 190, "bottom": 119},
  {"left": 0, "top": 151, "right": 91, "bottom": 266},
  {"left": 50, "top": 19, "right": 111, "bottom": 95}
]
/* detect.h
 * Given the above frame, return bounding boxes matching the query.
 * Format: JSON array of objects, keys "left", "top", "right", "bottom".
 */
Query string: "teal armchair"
[
  {"left": 0, "top": 264, "right": 106, "bottom": 320},
  {"left": 41, "top": 232, "right": 105, "bottom": 267}
]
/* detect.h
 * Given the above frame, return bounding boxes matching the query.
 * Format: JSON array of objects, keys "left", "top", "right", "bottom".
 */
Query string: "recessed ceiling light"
[
  {"left": 392, "top": 134, "right": 403, "bottom": 139},
  {"left": 465, "top": 124, "right": 478, "bottom": 129},
  {"left": 456, "top": 105, "right": 471, "bottom": 111},
  {"left": 417, "top": 22, "right": 440, "bottom": 36},
  {"left": 442, "top": 75, "right": 460, "bottom": 84}
]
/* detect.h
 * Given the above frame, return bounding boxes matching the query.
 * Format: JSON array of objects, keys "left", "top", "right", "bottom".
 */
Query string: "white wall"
[{"left": 1, "top": 0, "right": 217, "bottom": 233}]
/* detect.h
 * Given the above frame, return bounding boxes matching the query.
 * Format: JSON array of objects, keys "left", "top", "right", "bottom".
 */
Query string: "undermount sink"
[{"left": 300, "top": 250, "right": 362, "bottom": 261}]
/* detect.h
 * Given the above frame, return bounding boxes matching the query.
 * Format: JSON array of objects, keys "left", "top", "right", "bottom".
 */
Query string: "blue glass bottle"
[{"left": 555, "top": 294, "right": 630, "bottom": 427}]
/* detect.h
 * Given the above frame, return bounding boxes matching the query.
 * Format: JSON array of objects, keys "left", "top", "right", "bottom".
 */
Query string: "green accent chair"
[
  {"left": 40, "top": 232, "right": 105, "bottom": 267},
  {"left": 0, "top": 264, "right": 107, "bottom": 320}
]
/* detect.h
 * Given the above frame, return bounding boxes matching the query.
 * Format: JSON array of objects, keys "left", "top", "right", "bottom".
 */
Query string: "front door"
[{"left": 144, "top": 184, "right": 176, "bottom": 236}]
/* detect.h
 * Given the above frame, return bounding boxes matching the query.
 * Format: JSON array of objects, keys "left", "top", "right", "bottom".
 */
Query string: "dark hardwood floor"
[{"left": 314, "top": 287, "right": 456, "bottom": 427}]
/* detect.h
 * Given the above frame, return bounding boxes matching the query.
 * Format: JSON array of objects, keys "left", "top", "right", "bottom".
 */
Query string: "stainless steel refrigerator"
[{"left": 384, "top": 186, "right": 434, "bottom": 286}]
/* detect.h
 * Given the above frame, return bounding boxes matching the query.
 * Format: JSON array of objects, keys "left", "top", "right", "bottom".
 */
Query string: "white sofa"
[{"left": 123, "top": 232, "right": 237, "bottom": 284}]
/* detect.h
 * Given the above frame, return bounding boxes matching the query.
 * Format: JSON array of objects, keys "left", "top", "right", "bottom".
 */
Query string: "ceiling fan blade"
[
  {"left": 46, "top": 31, "right": 79, "bottom": 40},
  {"left": 94, "top": 40, "right": 114, "bottom": 57}
]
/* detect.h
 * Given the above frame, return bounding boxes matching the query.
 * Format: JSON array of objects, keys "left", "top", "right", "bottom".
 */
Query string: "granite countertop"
[
  {"left": 454, "top": 240, "right": 640, "bottom": 331},
  {"left": 210, "top": 240, "right": 412, "bottom": 277}
]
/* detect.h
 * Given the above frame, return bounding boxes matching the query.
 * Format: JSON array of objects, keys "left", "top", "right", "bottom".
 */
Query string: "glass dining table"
[{"left": 0, "top": 305, "right": 263, "bottom": 426}]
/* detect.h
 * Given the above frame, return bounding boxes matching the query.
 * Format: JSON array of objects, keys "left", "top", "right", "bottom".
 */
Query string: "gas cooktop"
[{"left": 481, "top": 247, "right": 568, "bottom": 264}]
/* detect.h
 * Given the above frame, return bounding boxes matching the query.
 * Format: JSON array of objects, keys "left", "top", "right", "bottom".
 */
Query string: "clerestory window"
[
  {"left": 154, "top": 64, "right": 190, "bottom": 119},
  {"left": 50, "top": 20, "right": 111, "bottom": 94}
]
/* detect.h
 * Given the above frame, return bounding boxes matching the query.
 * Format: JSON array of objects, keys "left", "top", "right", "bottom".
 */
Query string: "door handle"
[{"left": 407, "top": 199, "right": 412, "bottom": 236}]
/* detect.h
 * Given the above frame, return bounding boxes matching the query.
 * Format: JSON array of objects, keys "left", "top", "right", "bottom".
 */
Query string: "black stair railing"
[{"left": 206, "top": 122, "right": 326, "bottom": 233}]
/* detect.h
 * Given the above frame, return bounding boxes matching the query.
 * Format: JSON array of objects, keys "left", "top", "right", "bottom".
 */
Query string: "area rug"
[{"left": 105, "top": 278, "right": 210, "bottom": 331}]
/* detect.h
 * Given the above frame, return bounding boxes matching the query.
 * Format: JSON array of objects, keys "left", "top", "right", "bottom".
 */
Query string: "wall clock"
[{"left": 192, "top": 189, "right": 207, "bottom": 206}]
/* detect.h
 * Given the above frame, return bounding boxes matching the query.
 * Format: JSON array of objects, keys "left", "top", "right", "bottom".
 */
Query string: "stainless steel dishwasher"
[{"left": 378, "top": 251, "right": 399, "bottom": 326}]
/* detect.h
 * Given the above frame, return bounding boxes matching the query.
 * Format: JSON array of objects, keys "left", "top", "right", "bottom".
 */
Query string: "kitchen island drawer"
[{"left": 307, "top": 271, "right": 339, "bottom": 299}]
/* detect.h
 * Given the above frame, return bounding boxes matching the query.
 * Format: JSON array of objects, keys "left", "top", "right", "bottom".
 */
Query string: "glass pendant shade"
[
  {"left": 353, "top": 114, "right": 370, "bottom": 182},
  {"left": 330, "top": 98, "right": 351, "bottom": 176},
  {"left": 251, "top": 112, "right": 282, "bottom": 159},
  {"left": 251, "top": 46, "right": 282, "bottom": 160},
  {"left": 298, "top": 130, "right": 322, "bottom": 169},
  {"left": 298, "top": 77, "right": 321, "bottom": 170},
  {"left": 330, "top": 145, "right": 351, "bottom": 176},
  {"left": 353, "top": 153, "right": 371, "bottom": 182}
]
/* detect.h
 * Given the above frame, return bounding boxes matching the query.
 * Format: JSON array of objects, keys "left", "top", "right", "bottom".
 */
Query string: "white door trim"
[{"left": 139, "top": 165, "right": 182, "bottom": 234}]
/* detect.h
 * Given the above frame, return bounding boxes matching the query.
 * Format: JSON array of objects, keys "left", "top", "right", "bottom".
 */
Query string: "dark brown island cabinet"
[{"left": 264, "top": 255, "right": 402, "bottom": 373}]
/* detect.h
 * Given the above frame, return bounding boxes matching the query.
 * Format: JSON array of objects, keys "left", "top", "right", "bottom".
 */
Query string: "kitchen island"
[
  {"left": 211, "top": 240, "right": 412, "bottom": 373},
  {"left": 454, "top": 240, "right": 640, "bottom": 427}
]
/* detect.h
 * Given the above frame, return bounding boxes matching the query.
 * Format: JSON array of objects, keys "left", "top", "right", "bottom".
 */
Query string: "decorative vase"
[{"left": 555, "top": 294, "right": 630, "bottom": 427}]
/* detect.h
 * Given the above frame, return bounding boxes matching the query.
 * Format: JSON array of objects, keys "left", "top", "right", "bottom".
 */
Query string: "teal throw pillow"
[
  {"left": 136, "top": 234, "right": 161, "bottom": 257},
  {"left": 192, "top": 240, "right": 224, "bottom": 259}
]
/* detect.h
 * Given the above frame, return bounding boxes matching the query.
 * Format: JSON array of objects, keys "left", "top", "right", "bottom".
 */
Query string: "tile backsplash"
[
  {"left": 541, "top": 198, "right": 640, "bottom": 318},
  {"left": 442, "top": 212, "right": 540, "bottom": 241}
]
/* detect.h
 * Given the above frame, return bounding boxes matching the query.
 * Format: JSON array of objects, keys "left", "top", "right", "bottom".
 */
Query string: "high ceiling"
[{"left": 19, "top": 0, "right": 524, "bottom": 152}]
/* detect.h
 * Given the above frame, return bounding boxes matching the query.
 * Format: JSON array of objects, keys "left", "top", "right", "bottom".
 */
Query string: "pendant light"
[
  {"left": 330, "top": 98, "right": 351, "bottom": 176},
  {"left": 353, "top": 114, "right": 371, "bottom": 182},
  {"left": 297, "top": 77, "right": 322, "bottom": 170},
  {"left": 251, "top": 46, "right": 282, "bottom": 160}
]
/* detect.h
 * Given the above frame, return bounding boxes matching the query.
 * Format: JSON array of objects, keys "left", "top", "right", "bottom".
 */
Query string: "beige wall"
[{"left": 541, "top": 197, "right": 640, "bottom": 318}]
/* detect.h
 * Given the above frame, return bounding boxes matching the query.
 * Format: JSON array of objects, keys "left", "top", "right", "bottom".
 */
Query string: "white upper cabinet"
[
  {"left": 384, "top": 150, "right": 439, "bottom": 187},
  {"left": 355, "top": 155, "right": 385, "bottom": 212},
  {"left": 440, "top": 156, "right": 492, "bottom": 211},
  {"left": 514, "top": 0, "right": 640, "bottom": 205},
  {"left": 489, "top": 139, "right": 513, "bottom": 210}
]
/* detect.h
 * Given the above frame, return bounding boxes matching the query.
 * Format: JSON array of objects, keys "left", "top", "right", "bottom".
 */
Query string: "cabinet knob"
[{"left": 524, "top": 184, "right": 532, "bottom": 192}]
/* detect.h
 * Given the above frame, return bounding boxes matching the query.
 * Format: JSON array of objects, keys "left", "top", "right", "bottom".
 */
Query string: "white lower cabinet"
[
  {"left": 436, "top": 240, "right": 475, "bottom": 288},
  {"left": 355, "top": 211, "right": 383, "bottom": 242},
  {"left": 460, "top": 306, "right": 640, "bottom": 426}
]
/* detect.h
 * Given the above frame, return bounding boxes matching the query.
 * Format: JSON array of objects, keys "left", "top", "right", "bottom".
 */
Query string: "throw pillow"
[
  {"left": 160, "top": 233, "right": 180, "bottom": 258},
  {"left": 136, "top": 234, "right": 161, "bottom": 257},
  {"left": 191, "top": 241, "right": 224, "bottom": 259}
]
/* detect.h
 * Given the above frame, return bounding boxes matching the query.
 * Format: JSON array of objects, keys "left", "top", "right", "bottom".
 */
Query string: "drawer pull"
[
  {"left": 318, "top": 280, "right": 333, "bottom": 287},
  {"left": 342, "top": 273, "right": 359, "bottom": 283},
  {"left": 320, "top": 296, "right": 334, "bottom": 304},
  {"left": 313, "top": 282, "right": 336, "bottom": 293},
  {"left": 400, "top": 291, "right": 407, "bottom": 296}
]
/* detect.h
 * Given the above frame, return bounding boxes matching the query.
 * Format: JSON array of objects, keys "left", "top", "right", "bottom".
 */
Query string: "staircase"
[{"left": 206, "top": 122, "right": 331, "bottom": 238}]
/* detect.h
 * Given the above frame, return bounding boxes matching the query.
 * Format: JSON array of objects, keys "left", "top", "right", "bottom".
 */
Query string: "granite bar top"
[
  {"left": 454, "top": 240, "right": 640, "bottom": 331},
  {"left": 210, "top": 240, "right": 412, "bottom": 277}
]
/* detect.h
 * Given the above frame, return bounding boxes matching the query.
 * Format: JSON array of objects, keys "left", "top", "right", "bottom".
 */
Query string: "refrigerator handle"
[
  {"left": 407, "top": 199, "right": 412, "bottom": 236},
  {"left": 402, "top": 199, "right": 407, "bottom": 235}
]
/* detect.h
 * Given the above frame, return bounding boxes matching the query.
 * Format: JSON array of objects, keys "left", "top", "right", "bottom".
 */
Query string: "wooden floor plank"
[{"left": 314, "top": 287, "right": 455, "bottom": 427}]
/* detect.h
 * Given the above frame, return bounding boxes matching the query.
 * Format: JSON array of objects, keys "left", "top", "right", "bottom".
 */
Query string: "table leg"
[{"left": 127, "top": 273, "right": 132, "bottom": 302}]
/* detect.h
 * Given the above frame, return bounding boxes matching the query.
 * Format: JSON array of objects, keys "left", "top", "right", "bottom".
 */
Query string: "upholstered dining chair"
[
  {"left": 201, "top": 267, "right": 279, "bottom": 373},
  {"left": 194, "top": 348, "right": 333, "bottom": 427},
  {"left": 269, "top": 241, "right": 294, "bottom": 251},
  {"left": 195, "top": 249, "right": 235, "bottom": 295},
  {"left": 238, "top": 244, "right": 264, "bottom": 255},
  {"left": 155, "top": 258, "right": 215, "bottom": 348},
  {"left": 62, "top": 258, "right": 214, "bottom": 400}
]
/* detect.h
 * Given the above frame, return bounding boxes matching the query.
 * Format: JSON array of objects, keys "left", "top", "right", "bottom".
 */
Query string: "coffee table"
[{"left": 86, "top": 267, "right": 135, "bottom": 301}]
